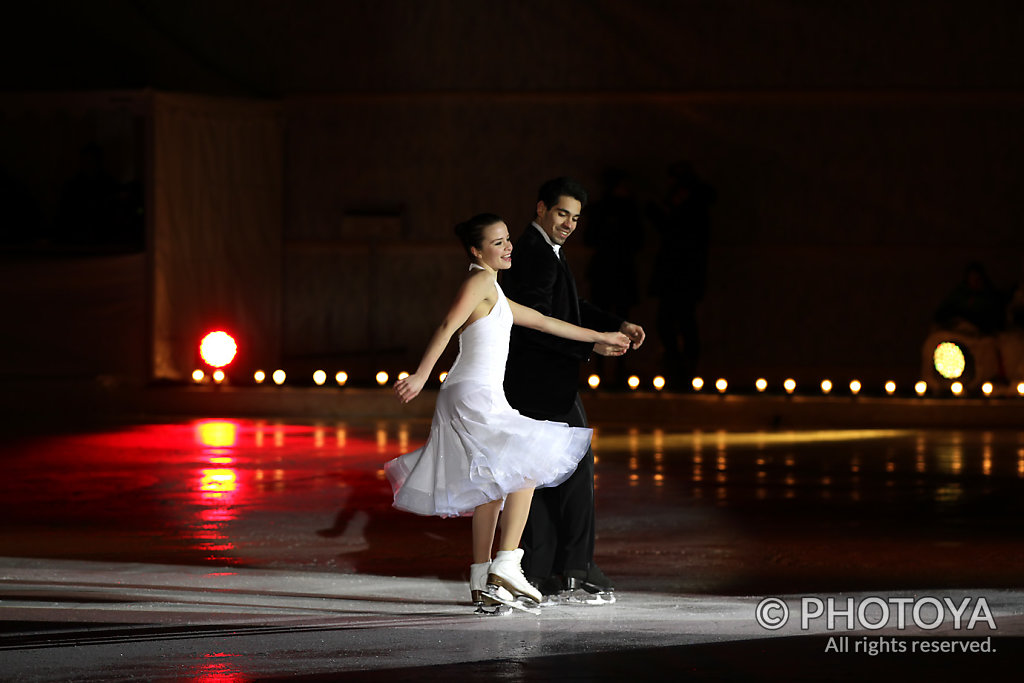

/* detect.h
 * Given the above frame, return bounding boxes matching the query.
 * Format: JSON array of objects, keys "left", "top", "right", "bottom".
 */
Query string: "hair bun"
[{"left": 454, "top": 213, "right": 503, "bottom": 257}]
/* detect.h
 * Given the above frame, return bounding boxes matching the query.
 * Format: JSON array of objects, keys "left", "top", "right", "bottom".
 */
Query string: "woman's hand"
[
  {"left": 594, "top": 331, "right": 631, "bottom": 356},
  {"left": 394, "top": 373, "right": 427, "bottom": 403}
]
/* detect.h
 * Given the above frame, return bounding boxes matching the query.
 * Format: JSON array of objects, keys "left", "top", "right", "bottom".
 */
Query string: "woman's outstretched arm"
[
  {"left": 507, "top": 299, "right": 631, "bottom": 355},
  {"left": 394, "top": 274, "right": 493, "bottom": 403}
]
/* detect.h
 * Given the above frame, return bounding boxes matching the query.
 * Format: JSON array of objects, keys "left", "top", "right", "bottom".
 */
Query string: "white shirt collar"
[{"left": 531, "top": 221, "right": 561, "bottom": 256}]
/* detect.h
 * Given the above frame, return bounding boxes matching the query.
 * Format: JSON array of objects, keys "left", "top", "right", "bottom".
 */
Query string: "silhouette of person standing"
[
  {"left": 584, "top": 168, "right": 645, "bottom": 320},
  {"left": 649, "top": 161, "right": 715, "bottom": 385},
  {"left": 583, "top": 168, "right": 645, "bottom": 388}
]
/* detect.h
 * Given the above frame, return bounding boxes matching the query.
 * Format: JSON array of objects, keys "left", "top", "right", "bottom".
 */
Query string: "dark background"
[{"left": 2, "top": 0, "right": 1022, "bottom": 389}]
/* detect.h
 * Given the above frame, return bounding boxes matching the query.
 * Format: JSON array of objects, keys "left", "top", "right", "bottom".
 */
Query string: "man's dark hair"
[{"left": 537, "top": 177, "right": 588, "bottom": 210}]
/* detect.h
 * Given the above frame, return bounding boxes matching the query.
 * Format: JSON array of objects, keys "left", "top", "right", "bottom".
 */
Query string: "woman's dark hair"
[{"left": 454, "top": 213, "right": 503, "bottom": 257}]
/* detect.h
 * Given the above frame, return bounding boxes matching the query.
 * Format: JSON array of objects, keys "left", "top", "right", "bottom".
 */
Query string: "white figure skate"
[
  {"left": 484, "top": 549, "right": 542, "bottom": 615},
  {"left": 470, "top": 561, "right": 504, "bottom": 615}
]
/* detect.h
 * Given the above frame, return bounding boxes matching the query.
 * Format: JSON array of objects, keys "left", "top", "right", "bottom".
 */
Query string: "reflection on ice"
[{"left": 590, "top": 428, "right": 1024, "bottom": 504}]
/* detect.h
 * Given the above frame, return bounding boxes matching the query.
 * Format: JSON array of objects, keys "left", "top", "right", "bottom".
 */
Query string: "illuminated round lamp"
[
  {"left": 981, "top": 382, "right": 994, "bottom": 396},
  {"left": 691, "top": 377, "right": 704, "bottom": 391},
  {"left": 191, "top": 369, "right": 205, "bottom": 383},
  {"left": 849, "top": 380, "right": 862, "bottom": 395},
  {"left": 652, "top": 375, "right": 666, "bottom": 391},
  {"left": 439, "top": 371, "right": 448, "bottom": 383},
  {"left": 950, "top": 381, "right": 964, "bottom": 396},
  {"left": 627, "top": 375, "right": 640, "bottom": 390},
  {"left": 783, "top": 378, "right": 796, "bottom": 394},
  {"left": 254, "top": 369, "right": 266, "bottom": 384},
  {"left": 335, "top": 371, "right": 348, "bottom": 386},
  {"left": 376, "top": 371, "right": 389, "bottom": 386},
  {"left": 933, "top": 341, "right": 966, "bottom": 380},
  {"left": 755, "top": 378, "right": 768, "bottom": 393},
  {"left": 914, "top": 381, "right": 927, "bottom": 396},
  {"left": 715, "top": 378, "right": 728, "bottom": 393},
  {"left": 588, "top": 374, "right": 601, "bottom": 390},
  {"left": 199, "top": 331, "right": 237, "bottom": 368},
  {"left": 1017, "top": 382, "right": 1024, "bottom": 396},
  {"left": 272, "top": 369, "right": 286, "bottom": 385},
  {"left": 398, "top": 371, "right": 410, "bottom": 381},
  {"left": 885, "top": 381, "right": 897, "bottom": 395},
  {"left": 212, "top": 369, "right": 225, "bottom": 384},
  {"left": 820, "top": 379, "right": 832, "bottom": 394},
  {"left": 313, "top": 370, "right": 327, "bottom": 386}
]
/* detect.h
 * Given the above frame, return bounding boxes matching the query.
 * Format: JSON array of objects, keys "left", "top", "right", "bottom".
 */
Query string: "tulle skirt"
[{"left": 385, "top": 379, "right": 592, "bottom": 517}]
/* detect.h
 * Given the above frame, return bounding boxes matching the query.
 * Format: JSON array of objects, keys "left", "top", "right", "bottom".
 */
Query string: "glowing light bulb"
[
  {"left": 885, "top": 381, "right": 896, "bottom": 395},
  {"left": 192, "top": 369, "right": 205, "bottom": 383},
  {"left": 653, "top": 376, "right": 666, "bottom": 391},
  {"left": 820, "top": 379, "right": 832, "bottom": 394},
  {"left": 933, "top": 342, "right": 966, "bottom": 379},
  {"left": 755, "top": 378, "right": 768, "bottom": 392},
  {"left": 376, "top": 371, "right": 389, "bottom": 386},
  {"left": 335, "top": 371, "right": 348, "bottom": 386},
  {"left": 914, "top": 381, "right": 927, "bottom": 396},
  {"left": 199, "top": 331, "right": 238, "bottom": 368},
  {"left": 849, "top": 380, "right": 862, "bottom": 395},
  {"left": 692, "top": 377, "right": 704, "bottom": 391},
  {"left": 272, "top": 369, "right": 286, "bottom": 385},
  {"left": 588, "top": 374, "right": 601, "bottom": 389},
  {"left": 1017, "top": 382, "right": 1024, "bottom": 396},
  {"left": 212, "top": 369, "right": 225, "bottom": 383},
  {"left": 398, "top": 371, "right": 410, "bottom": 380},
  {"left": 783, "top": 378, "right": 796, "bottom": 394},
  {"left": 951, "top": 381, "right": 964, "bottom": 396},
  {"left": 627, "top": 375, "right": 640, "bottom": 390},
  {"left": 439, "top": 371, "right": 448, "bottom": 383},
  {"left": 715, "top": 378, "right": 728, "bottom": 393},
  {"left": 313, "top": 370, "right": 327, "bottom": 386},
  {"left": 254, "top": 370, "right": 266, "bottom": 384},
  {"left": 982, "top": 382, "right": 993, "bottom": 396}
]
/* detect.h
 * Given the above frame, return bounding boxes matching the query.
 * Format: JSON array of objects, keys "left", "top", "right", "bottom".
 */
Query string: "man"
[{"left": 502, "top": 176, "right": 645, "bottom": 600}]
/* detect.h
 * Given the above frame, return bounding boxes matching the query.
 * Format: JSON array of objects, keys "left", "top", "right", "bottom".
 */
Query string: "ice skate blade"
[
  {"left": 474, "top": 604, "right": 513, "bottom": 616},
  {"left": 483, "top": 585, "right": 542, "bottom": 615},
  {"left": 558, "top": 588, "right": 616, "bottom": 605},
  {"left": 486, "top": 572, "right": 542, "bottom": 605},
  {"left": 475, "top": 606, "right": 516, "bottom": 618},
  {"left": 471, "top": 589, "right": 501, "bottom": 607}
]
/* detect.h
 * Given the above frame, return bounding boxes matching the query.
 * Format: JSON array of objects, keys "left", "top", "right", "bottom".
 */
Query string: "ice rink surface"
[{"left": 2, "top": 419, "right": 1023, "bottom": 680}]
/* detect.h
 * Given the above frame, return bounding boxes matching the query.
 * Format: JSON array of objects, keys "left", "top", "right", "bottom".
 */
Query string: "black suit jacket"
[{"left": 502, "top": 224, "right": 623, "bottom": 416}]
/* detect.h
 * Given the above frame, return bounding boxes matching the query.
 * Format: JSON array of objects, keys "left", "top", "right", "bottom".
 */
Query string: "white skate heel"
[
  {"left": 485, "top": 548, "right": 542, "bottom": 613},
  {"left": 470, "top": 561, "right": 502, "bottom": 614}
]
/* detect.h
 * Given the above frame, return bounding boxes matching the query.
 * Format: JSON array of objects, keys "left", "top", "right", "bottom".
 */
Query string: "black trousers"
[{"left": 519, "top": 394, "right": 595, "bottom": 580}]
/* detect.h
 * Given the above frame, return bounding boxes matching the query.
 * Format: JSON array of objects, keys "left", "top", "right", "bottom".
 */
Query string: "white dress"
[{"left": 385, "top": 269, "right": 592, "bottom": 517}]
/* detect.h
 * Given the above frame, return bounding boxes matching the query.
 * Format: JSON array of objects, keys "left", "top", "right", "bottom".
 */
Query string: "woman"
[{"left": 385, "top": 213, "right": 629, "bottom": 612}]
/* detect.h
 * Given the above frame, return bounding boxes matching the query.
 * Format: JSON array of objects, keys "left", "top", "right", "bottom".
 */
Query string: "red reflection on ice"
[
  {"left": 194, "top": 652, "right": 243, "bottom": 682},
  {"left": 200, "top": 468, "right": 237, "bottom": 497},
  {"left": 196, "top": 420, "right": 239, "bottom": 448},
  {"left": 191, "top": 421, "right": 243, "bottom": 561}
]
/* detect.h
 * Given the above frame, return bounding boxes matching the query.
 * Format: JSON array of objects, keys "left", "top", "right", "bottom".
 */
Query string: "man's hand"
[
  {"left": 594, "top": 342, "right": 626, "bottom": 357},
  {"left": 619, "top": 321, "right": 646, "bottom": 350}
]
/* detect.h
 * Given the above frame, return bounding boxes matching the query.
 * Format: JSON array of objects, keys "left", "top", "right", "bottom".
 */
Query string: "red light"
[{"left": 199, "top": 331, "right": 237, "bottom": 368}]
